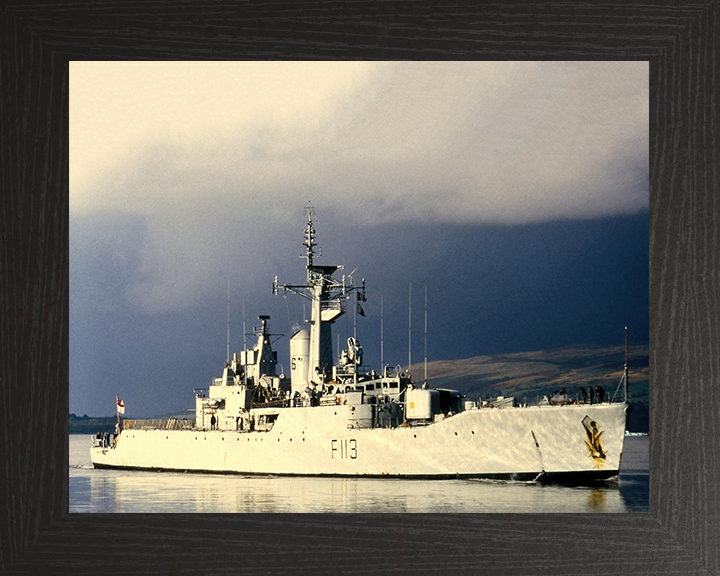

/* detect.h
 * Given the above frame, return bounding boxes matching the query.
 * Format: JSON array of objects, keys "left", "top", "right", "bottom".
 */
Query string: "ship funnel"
[{"left": 290, "top": 329, "right": 310, "bottom": 395}]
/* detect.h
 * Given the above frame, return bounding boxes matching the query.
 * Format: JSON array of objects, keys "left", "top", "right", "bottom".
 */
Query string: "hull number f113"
[{"left": 331, "top": 438, "right": 357, "bottom": 459}]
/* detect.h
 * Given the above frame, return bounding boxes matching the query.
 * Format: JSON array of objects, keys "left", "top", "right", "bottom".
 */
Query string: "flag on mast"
[{"left": 116, "top": 394, "right": 125, "bottom": 414}]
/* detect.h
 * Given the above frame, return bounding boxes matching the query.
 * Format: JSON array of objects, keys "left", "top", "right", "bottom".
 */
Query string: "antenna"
[
  {"left": 424, "top": 285, "right": 427, "bottom": 385},
  {"left": 380, "top": 294, "right": 384, "bottom": 372},
  {"left": 227, "top": 279, "right": 230, "bottom": 363},
  {"left": 624, "top": 326, "right": 630, "bottom": 402},
  {"left": 303, "top": 202, "right": 317, "bottom": 271},
  {"left": 242, "top": 299, "right": 247, "bottom": 350},
  {"left": 408, "top": 282, "right": 412, "bottom": 371},
  {"left": 353, "top": 287, "right": 357, "bottom": 341}
]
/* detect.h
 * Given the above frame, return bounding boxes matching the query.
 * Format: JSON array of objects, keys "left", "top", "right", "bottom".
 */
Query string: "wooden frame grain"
[{"left": 1, "top": 2, "right": 717, "bottom": 574}]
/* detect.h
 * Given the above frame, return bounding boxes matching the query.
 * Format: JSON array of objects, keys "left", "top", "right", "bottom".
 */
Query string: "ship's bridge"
[{"left": 321, "top": 299, "right": 344, "bottom": 322}]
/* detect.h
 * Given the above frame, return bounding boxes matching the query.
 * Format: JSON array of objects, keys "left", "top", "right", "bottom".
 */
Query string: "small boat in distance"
[{"left": 92, "top": 206, "right": 631, "bottom": 482}]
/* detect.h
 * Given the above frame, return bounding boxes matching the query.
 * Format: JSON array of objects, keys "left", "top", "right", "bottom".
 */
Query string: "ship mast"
[
  {"left": 408, "top": 282, "right": 412, "bottom": 372},
  {"left": 226, "top": 279, "right": 230, "bottom": 364},
  {"left": 274, "top": 205, "right": 362, "bottom": 388},
  {"left": 380, "top": 294, "right": 384, "bottom": 373},
  {"left": 624, "top": 326, "right": 630, "bottom": 402},
  {"left": 303, "top": 203, "right": 317, "bottom": 274},
  {"left": 424, "top": 285, "right": 427, "bottom": 386}
]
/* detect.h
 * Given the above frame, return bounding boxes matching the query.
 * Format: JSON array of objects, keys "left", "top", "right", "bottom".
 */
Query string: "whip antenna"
[
  {"left": 424, "top": 285, "right": 428, "bottom": 385},
  {"left": 227, "top": 280, "right": 230, "bottom": 363},
  {"left": 380, "top": 294, "right": 384, "bottom": 372},
  {"left": 624, "top": 326, "right": 630, "bottom": 402},
  {"left": 408, "top": 282, "right": 412, "bottom": 371}
]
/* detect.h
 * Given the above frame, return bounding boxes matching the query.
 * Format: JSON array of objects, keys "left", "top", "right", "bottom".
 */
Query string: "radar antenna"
[{"left": 303, "top": 202, "right": 317, "bottom": 271}]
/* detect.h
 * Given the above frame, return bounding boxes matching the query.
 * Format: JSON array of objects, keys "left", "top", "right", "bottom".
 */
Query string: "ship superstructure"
[{"left": 91, "top": 207, "right": 630, "bottom": 482}]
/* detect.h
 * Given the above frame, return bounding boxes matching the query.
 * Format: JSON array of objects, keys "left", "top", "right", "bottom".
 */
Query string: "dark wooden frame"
[{"left": 1, "top": 2, "right": 717, "bottom": 574}]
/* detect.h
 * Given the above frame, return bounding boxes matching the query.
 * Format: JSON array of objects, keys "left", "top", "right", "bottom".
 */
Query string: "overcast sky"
[{"left": 70, "top": 61, "right": 648, "bottom": 417}]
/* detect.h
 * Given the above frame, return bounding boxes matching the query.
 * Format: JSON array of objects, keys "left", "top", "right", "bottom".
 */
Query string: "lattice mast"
[{"left": 274, "top": 205, "right": 365, "bottom": 386}]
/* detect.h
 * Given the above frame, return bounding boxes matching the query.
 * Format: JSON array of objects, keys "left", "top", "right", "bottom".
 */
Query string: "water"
[{"left": 69, "top": 434, "right": 648, "bottom": 513}]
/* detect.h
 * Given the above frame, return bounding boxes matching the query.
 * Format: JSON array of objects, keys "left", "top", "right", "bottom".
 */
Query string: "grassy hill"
[{"left": 409, "top": 344, "right": 649, "bottom": 431}]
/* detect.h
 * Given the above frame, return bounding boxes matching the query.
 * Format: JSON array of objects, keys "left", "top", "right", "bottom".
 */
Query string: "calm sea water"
[{"left": 69, "top": 434, "right": 648, "bottom": 513}]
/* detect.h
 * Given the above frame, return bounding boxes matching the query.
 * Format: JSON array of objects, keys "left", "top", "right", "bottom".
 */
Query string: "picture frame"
[{"left": 1, "top": 2, "right": 716, "bottom": 574}]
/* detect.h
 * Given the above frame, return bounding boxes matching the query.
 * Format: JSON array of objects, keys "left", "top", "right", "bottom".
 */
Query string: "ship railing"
[
  {"left": 91, "top": 431, "right": 118, "bottom": 448},
  {"left": 123, "top": 418, "right": 195, "bottom": 431},
  {"left": 251, "top": 398, "right": 289, "bottom": 409}
]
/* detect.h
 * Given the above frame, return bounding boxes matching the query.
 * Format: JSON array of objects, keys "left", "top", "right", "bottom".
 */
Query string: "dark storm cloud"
[
  {"left": 70, "top": 62, "right": 647, "bottom": 313},
  {"left": 71, "top": 210, "right": 648, "bottom": 417}
]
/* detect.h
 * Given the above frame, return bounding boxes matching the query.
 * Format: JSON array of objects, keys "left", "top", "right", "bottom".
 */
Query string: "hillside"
[
  {"left": 409, "top": 344, "right": 649, "bottom": 431},
  {"left": 411, "top": 344, "right": 648, "bottom": 402}
]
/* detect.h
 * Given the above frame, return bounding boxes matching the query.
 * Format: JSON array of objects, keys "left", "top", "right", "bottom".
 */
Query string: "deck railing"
[{"left": 123, "top": 418, "right": 194, "bottom": 430}]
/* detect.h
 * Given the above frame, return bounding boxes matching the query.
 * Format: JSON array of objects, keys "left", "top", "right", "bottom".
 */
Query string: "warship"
[{"left": 91, "top": 208, "right": 630, "bottom": 482}]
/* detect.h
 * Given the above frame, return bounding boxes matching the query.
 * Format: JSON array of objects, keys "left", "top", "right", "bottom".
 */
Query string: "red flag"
[{"left": 116, "top": 394, "right": 125, "bottom": 415}]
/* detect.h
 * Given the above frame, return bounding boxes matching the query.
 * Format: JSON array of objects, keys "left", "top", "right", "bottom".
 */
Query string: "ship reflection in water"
[{"left": 70, "top": 435, "right": 648, "bottom": 513}]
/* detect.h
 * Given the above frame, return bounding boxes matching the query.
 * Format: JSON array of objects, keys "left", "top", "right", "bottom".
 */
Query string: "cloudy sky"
[{"left": 70, "top": 61, "right": 649, "bottom": 418}]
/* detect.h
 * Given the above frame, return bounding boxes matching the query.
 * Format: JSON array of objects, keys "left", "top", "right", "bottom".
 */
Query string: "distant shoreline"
[{"left": 69, "top": 413, "right": 192, "bottom": 435}]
